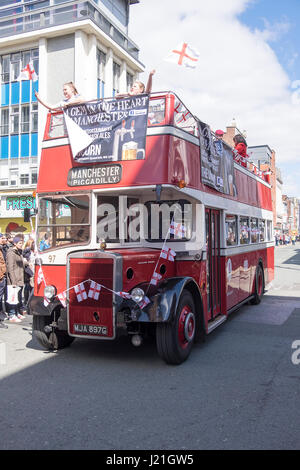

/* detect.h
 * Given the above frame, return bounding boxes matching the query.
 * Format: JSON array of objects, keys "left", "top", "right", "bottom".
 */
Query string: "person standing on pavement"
[
  {"left": 23, "top": 238, "right": 35, "bottom": 308},
  {"left": 0, "top": 234, "right": 7, "bottom": 328},
  {"left": 6, "top": 235, "right": 27, "bottom": 323}
]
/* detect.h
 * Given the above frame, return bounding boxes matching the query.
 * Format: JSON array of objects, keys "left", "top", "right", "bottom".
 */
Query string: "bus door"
[{"left": 205, "top": 209, "right": 221, "bottom": 319}]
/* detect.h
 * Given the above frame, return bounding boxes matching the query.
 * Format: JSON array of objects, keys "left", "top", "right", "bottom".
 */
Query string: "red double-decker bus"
[{"left": 30, "top": 92, "right": 274, "bottom": 364}]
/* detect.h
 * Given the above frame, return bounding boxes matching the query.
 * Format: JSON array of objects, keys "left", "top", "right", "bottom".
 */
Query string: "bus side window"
[
  {"left": 251, "top": 218, "right": 259, "bottom": 243},
  {"left": 226, "top": 215, "right": 237, "bottom": 246},
  {"left": 148, "top": 98, "right": 165, "bottom": 126},
  {"left": 240, "top": 217, "right": 250, "bottom": 245},
  {"left": 48, "top": 114, "right": 67, "bottom": 139}
]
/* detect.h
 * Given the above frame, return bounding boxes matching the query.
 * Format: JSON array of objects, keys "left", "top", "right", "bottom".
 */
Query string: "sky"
[{"left": 129, "top": 0, "right": 300, "bottom": 197}]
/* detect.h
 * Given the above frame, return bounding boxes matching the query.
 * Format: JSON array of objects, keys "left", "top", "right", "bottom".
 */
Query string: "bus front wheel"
[
  {"left": 156, "top": 290, "right": 196, "bottom": 365},
  {"left": 33, "top": 315, "right": 74, "bottom": 350}
]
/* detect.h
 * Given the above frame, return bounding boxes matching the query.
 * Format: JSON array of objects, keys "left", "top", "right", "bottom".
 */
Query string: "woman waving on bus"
[{"left": 35, "top": 81, "right": 84, "bottom": 111}]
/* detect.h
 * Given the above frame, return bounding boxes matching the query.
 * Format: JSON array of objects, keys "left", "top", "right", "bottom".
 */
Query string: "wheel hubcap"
[{"left": 178, "top": 306, "right": 195, "bottom": 349}]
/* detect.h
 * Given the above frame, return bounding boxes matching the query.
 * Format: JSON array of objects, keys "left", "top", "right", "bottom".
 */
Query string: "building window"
[
  {"left": 113, "top": 61, "right": 120, "bottom": 96},
  {"left": 20, "top": 174, "right": 30, "bottom": 185},
  {"left": 21, "top": 105, "right": 30, "bottom": 133},
  {"left": 1, "top": 55, "right": 10, "bottom": 83},
  {"left": 97, "top": 49, "right": 106, "bottom": 99},
  {"left": 127, "top": 72, "right": 133, "bottom": 92},
  {"left": 11, "top": 53, "right": 21, "bottom": 81},
  {"left": 10, "top": 171, "right": 18, "bottom": 186},
  {"left": 0, "top": 108, "right": 9, "bottom": 135},
  {"left": 11, "top": 106, "right": 19, "bottom": 134},
  {"left": 31, "top": 103, "right": 38, "bottom": 132},
  {"left": 31, "top": 172, "right": 38, "bottom": 185}
]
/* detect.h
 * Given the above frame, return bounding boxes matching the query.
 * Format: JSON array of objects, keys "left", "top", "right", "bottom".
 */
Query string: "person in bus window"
[
  {"left": 233, "top": 134, "right": 248, "bottom": 167},
  {"left": 35, "top": 82, "right": 84, "bottom": 111},
  {"left": 39, "top": 234, "right": 50, "bottom": 251}
]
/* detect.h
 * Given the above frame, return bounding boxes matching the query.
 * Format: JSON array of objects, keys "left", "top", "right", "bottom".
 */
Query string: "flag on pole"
[
  {"left": 150, "top": 271, "right": 162, "bottom": 286},
  {"left": 160, "top": 247, "right": 176, "bottom": 262},
  {"left": 58, "top": 291, "right": 67, "bottom": 308},
  {"left": 17, "top": 61, "right": 38, "bottom": 81},
  {"left": 170, "top": 221, "right": 186, "bottom": 238},
  {"left": 74, "top": 283, "right": 87, "bottom": 302},
  {"left": 88, "top": 281, "right": 101, "bottom": 301},
  {"left": 165, "top": 42, "right": 199, "bottom": 69}
]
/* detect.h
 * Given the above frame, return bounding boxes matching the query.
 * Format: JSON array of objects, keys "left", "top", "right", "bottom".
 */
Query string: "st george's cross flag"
[
  {"left": 88, "top": 281, "right": 101, "bottom": 301},
  {"left": 58, "top": 291, "right": 67, "bottom": 308},
  {"left": 37, "top": 266, "right": 45, "bottom": 286},
  {"left": 170, "top": 220, "right": 186, "bottom": 238},
  {"left": 150, "top": 271, "right": 162, "bottom": 286},
  {"left": 160, "top": 246, "right": 176, "bottom": 262},
  {"left": 138, "top": 296, "right": 150, "bottom": 310},
  {"left": 117, "top": 292, "right": 132, "bottom": 300},
  {"left": 74, "top": 283, "right": 87, "bottom": 302},
  {"left": 165, "top": 42, "right": 199, "bottom": 69},
  {"left": 17, "top": 61, "right": 38, "bottom": 81}
]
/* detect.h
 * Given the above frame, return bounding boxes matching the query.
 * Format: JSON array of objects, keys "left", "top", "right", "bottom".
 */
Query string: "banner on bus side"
[
  {"left": 64, "top": 94, "right": 149, "bottom": 164},
  {"left": 198, "top": 120, "right": 237, "bottom": 196}
]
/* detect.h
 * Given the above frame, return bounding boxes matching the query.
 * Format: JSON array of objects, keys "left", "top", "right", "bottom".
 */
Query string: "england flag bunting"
[
  {"left": 150, "top": 271, "right": 162, "bottom": 286},
  {"left": 43, "top": 297, "right": 50, "bottom": 307},
  {"left": 58, "top": 291, "right": 67, "bottom": 308},
  {"left": 138, "top": 296, "right": 150, "bottom": 310},
  {"left": 160, "top": 247, "right": 176, "bottom": 262},
  {"left": 117, "top": 292, "right": 132, "bottom": 300},
  {"left": 88, "top": 281, "right": 101, "bottom": 301},
  {"left": 165, "top": 42, "right": 199, "bottom": 69},
  {"left": 74, "top": 283, "right": 87, "bottom": 302},
  {"left": 170, "top": 221, "right": 186, "bottom": 238},
  {"left": 17, "top": 61, "right": 38, "bottom": 82},
  {"left": 37, "top": 266, "right": 45, "bottom": 286}
]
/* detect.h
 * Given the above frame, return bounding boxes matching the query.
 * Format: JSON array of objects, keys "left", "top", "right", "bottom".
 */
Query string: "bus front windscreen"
[{"left": 37, "top": 194, "right": 90, "bottom": 252}]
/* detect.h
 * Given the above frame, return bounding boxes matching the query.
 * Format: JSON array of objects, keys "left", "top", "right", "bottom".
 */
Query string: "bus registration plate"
[{"left": 73, "top": 324, "right": 108, "bottom": 336}]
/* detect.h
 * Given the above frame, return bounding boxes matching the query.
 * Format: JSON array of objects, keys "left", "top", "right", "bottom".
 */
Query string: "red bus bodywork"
[{"left": 30, "top": 92, "right": 274, "bottom": 364}]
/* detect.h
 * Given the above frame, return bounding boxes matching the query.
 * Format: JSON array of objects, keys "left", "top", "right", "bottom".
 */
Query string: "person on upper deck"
[
  {"left": 233, "top": 134, "right": 248, "bottom": 167},
  {"left": 214, "top": 129, "right": 225, "bottom": 156},
  {"left": 35, "top": 82, "right": 84, "bottom": 111},
  {"left": 117, "top": 70, "right": 156, "bottom": 98}
]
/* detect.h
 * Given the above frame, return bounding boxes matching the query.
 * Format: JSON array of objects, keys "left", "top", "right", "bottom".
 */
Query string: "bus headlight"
[
  {"left": 131, "top": 288, "right": 145, "bottom": 304},
  {"left": 44, "top": 285, "right": 56, "bottom": 300}
]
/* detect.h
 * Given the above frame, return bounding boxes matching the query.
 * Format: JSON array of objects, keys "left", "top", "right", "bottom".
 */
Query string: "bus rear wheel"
[
  {"left": 251, "top": 264, "right": 264, "bottom": 305},
  {"left": 156, "top": 290, "right": 196, "bottom": 365},
  {"left": 33, "top": 315, "right": 74, "bottom": 350}
]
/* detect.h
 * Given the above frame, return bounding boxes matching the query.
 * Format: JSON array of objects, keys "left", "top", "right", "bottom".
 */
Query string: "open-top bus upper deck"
[{"left": 38, "top": 91, "right": 272, "bottom": 213}]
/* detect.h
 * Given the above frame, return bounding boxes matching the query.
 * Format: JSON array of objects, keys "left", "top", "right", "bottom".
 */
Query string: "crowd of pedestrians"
[
  {"left": 275, "top": 233, "right": 298, "bottom": 246},
  {"left": 0, "top": 233, "right": 34, "bottom": 329}
]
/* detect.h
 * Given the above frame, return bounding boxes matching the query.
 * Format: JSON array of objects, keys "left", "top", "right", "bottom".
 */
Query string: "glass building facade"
[{"left": 0, "top": 48, "right": 39, "bottom": 186}]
